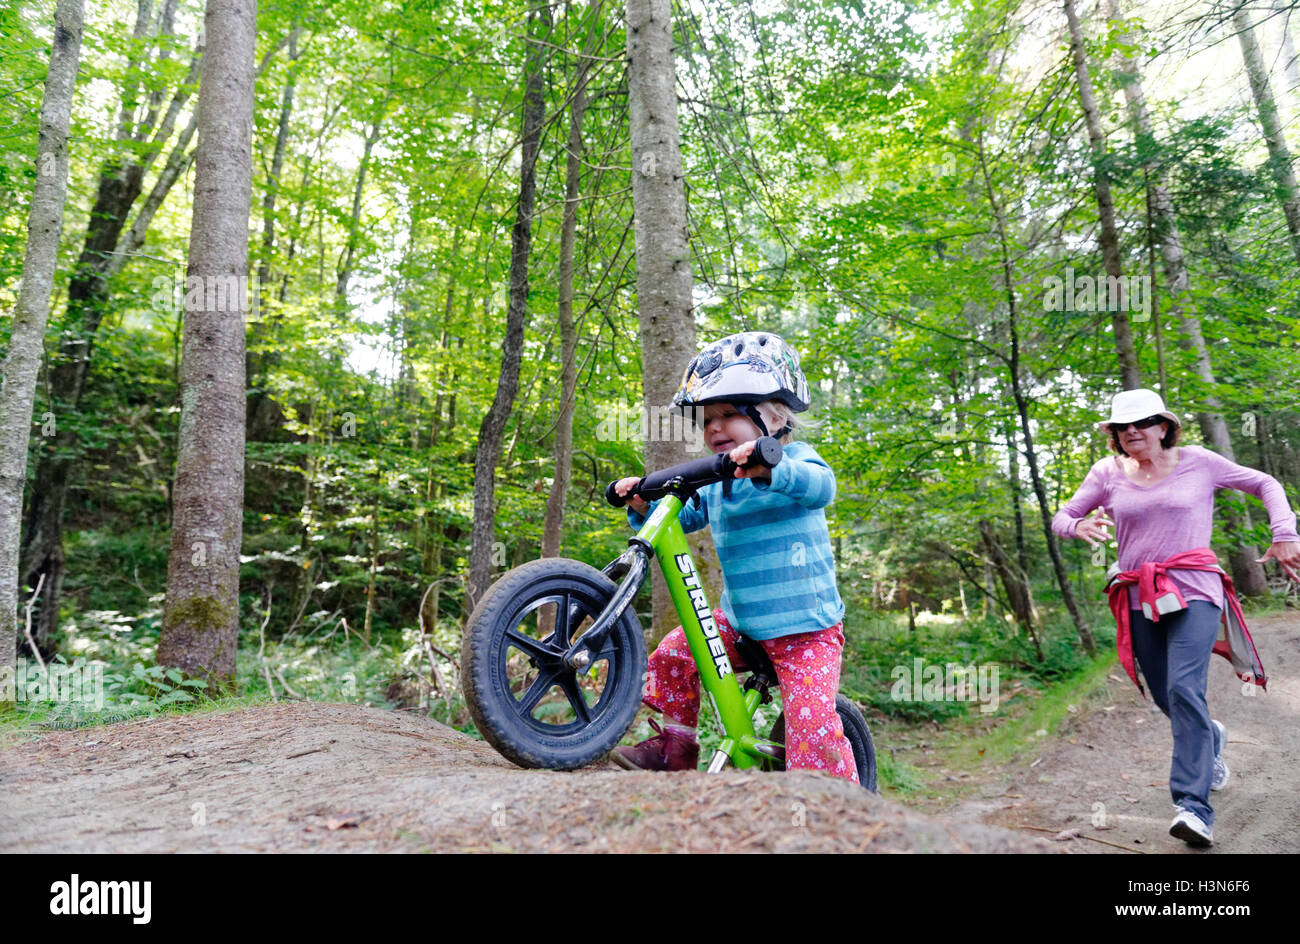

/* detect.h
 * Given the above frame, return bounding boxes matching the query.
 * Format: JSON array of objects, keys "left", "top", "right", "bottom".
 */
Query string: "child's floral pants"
[{"left": 642, "top": 608, "right": 858, "bottom": 784}]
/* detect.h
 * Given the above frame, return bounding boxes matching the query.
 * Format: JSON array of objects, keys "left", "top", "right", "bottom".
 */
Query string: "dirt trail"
[
  {"left": 12, "top": 616, "right": 1292, "bottom": 854},
  {"left": 0, "top": 701, "right": 1054, "bottom": 854},
  {"left": 940, "top": 612, "right": 1300, "bottom": 853}
]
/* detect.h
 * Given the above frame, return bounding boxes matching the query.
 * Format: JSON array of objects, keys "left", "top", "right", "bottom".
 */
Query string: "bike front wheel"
[
  {"left": 770, "top": 693, "right": 878, "bottom": 792},
  {"left": 461, "top": 557, "right": 647, "bottom": 770}
]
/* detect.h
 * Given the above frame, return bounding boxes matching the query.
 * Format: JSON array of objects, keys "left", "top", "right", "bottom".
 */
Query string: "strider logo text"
[{"left": 675, "top": 553, "right": 733, "bottom": 678}]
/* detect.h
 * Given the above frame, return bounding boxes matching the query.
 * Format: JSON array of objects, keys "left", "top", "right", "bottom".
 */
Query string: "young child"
[{"left": 610, "top": 332, "right": 857, "bottom": 783}]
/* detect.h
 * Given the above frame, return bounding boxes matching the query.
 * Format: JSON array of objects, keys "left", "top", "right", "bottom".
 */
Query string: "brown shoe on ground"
[{"left": 610, "top": 719, "right": 699, "bottom": 772}]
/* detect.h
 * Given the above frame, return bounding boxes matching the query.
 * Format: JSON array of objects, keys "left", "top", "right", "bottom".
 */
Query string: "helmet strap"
[
  {"left": 741, "top": 405, "right": 770, "bottom": 438},
  {"left": 741, "top": 404, "right": 792, "bottom": 440}
]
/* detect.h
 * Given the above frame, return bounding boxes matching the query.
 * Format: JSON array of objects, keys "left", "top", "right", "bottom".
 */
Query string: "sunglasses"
[{"left": 1110, "top": 416, "right": 1165, "bottom": 433}]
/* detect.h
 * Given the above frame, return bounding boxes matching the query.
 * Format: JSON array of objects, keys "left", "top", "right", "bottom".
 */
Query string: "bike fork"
[{"left": 560, "top": 541, "right": 652, "bottom": 669}]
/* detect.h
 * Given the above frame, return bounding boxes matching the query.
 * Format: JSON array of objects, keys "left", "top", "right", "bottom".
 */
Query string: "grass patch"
[
  {"left": 0, "top": 689, "right": 278, "bottom": 748},
  {"left": 876, "top": 749, "right": 927, "bottom": 794},
  {"left": 866, "top": 649, "right": 1118, "bottom": 807},
  {"left": 941, "top": 650, "right": 1116, "bottom": 771}
]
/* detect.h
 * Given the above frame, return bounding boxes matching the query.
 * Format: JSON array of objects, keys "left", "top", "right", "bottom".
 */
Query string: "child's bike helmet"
[{"left": 671, "top": 332, "right": 810, "bottom": 437}]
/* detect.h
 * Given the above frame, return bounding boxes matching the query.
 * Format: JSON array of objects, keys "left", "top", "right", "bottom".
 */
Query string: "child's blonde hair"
[{"left": 760, "top": 400, "right": 821, "bottom": 443}]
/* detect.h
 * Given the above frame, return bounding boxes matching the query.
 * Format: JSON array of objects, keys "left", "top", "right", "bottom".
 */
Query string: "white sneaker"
[
  {"left": 1211, "top": 720, "right": 1229, "bottom": 791},
  {"left": 1170, "top": 808, "right": 1213, "bottom": 847}
]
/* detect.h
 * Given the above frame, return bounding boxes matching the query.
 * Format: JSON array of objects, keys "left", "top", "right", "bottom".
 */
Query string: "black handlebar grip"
[
  {"left": 741, "top": 436, "right": 784, "bottom": 470},
  {"left": 605, "top": 480, "right": 632, "bottom": 508}
]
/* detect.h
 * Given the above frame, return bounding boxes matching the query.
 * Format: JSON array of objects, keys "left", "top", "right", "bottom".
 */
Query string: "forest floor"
[
  {"left": 918, "top": 611, "right": 1300, "bottom": 854},
  {"left": 2, "top": 612, "right": 1295, "bottom": 854}
]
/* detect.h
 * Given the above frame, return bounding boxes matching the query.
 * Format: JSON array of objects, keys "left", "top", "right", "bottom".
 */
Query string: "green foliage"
[{"left": 6, "top": 0, "right": 1298, "bottom": 764}]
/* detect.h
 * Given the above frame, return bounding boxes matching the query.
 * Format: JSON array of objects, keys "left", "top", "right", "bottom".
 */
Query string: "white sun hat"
[{"left": 1096, "top": 388, "right": 1182, "bottom": 431}]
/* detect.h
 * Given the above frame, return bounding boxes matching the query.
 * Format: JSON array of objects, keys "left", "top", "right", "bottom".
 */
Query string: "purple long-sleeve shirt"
[{"left": 1053, "top": 445, "right": 1300, "bottom": 609}]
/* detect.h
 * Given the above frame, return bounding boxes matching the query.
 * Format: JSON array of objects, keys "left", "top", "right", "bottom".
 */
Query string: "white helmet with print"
[{"left": 671, "top": 332, "right": 810, "bottom": 437}]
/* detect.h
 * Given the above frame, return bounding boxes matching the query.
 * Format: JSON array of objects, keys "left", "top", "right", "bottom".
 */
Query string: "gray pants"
[{"left": 1129, "top": 601, "right": 1224, "bottom": 826}]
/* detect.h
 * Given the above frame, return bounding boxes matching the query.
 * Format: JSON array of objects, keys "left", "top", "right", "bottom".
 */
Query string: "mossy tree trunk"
[{"left": 157, "top": 0, "right": 256, "bottom": 690}]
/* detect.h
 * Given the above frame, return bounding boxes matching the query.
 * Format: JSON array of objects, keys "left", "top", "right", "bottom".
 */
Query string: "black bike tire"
[
  {"left": 461, "top": 557, "right": 647, "bottom": 770},
  {"left": 770, "top": 693, "right": 878, "bottom": 792}
]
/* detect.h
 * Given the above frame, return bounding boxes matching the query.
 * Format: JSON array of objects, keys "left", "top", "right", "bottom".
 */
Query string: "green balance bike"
[{"left": 460, "top": 436, "right": 877, "bottom": 790}]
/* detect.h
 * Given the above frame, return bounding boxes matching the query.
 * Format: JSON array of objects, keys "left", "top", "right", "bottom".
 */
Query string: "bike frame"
[{"left": 574, "top": 492, "right": 784, "bottom": 772}]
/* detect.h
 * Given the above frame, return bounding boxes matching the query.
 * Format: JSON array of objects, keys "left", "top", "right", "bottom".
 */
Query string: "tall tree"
[
  {"left": 0, "top": 0, "right": 83, "bottom": 695},
  {"left": 627, "top": 0, "right": 703, "bottom": 640},
  {"left": 1106, "top": 0, "right": 1269, "bottom": 595},
  {"left": 20, "top": 3, "right": 200, "bottom": 651},
  {"left": 1064, "top": 0, "right": 1141, "bottom": 389},
  {"left": 541, "top": 0, "right": 602, "bottom": 563},
  {"left": 1275, "top": 0, "right": 1300, "bottom": 123},
  {"left": 247, "top": 24, "right": 302, "bottom": 441},
  {"left": 156, "top": 0, "right": 257, "bottom": 688},
  {"left": 1234, "top": 4, "right": 1300, "bottom": 266},
  {"left": 977, "top": 124, "right": 1095, "bottom": 653},
  {"left": 466, "top": 1, "right": 552, "bottom": 614}
]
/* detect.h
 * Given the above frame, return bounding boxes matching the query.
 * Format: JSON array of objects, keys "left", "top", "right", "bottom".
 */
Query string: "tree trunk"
[
  {"left": 628, "top": 0, "right": 720, "bottom": 642},
  {"left": 0, "top": 0, "right": 83, "bottom": 691},
  {"left": 1064, "top": 0, "right": 1141, "bottom": 388},
  {"left": 1107, "top": 0, "right": 1270, "bottom": 595},
  {"left": 1141, "top": 173, "right": 1167, "bottom": 396},
  {"left": 977, "top": 128, "right": 1095, "bottom": 653},
  {"left": 541, "top": 1, "right": 600, "bottom": 563},
  {"left": 1234, "top": 6, "right": 1300, "bottom": 266},
  {"left": 19, "top": 26, "right": 201, "bottom": 650},
  {"left": 247, "top": 25, "right": 300, "bottom": 441},
  {"left": 1275, "top": 0, "right": 1300, "bottom": 126},
  {"left": 335, "top": 100, "right": 388, "bottom": 307},
  {"left": 979, "top": 521, "right": 1044, "bottom": 661},
  {"left": 156, "top": 0, "right": 256, "bottom": 690},
  {"left": 1006, "top": 420, "right": 1029, "bottom": 580},
  {"left": 363, "top": 468, "right": 379, "bottom": 643},
  {"left": 466, "top": 1, "right": 551, "bottom": 614}
]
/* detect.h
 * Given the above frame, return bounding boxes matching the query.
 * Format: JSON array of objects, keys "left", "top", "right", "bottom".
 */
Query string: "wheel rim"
[{"left": 491, "top": 588, "right": 626, "bottom": 736}]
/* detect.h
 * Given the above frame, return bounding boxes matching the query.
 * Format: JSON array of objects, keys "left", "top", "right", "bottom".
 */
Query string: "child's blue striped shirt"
[{"left": 627, "top": 441, "right": 845, "bottom": 640}]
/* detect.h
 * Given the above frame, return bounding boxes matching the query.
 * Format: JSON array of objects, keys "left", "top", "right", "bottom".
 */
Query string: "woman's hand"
[
  {"left": 1075, "top": 511, "right": 1114, "bottom": 547},
  {"left": 614, "top": 476, "right": 650, "bottom": 514},
  {"left": 1256, "top": 541, "right": 1300, "bottom": 583},
  {"left": 728, "top": 440, "right": 771, "bottom": 481}
]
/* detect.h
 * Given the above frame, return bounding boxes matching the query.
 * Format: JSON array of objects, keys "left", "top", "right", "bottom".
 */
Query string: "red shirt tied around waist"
[{"left": 1104, "top": 549, "right": 1267, "bottom": 696}]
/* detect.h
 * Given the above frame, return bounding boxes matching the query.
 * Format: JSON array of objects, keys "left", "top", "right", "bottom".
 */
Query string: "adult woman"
[{"left": 1053, "top": 388, "right": 1300, "bottom": 847}]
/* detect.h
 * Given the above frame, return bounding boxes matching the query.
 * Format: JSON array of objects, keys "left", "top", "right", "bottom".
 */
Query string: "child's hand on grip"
[
  {"left": 728, "top": 440, "right": 772, "bottom": 481},
  {"left": 615, "top": 476, "right": 650, "bottom": 514}
]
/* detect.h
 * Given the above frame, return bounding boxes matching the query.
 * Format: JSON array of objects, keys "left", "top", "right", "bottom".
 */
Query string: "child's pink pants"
[{"left": 643, "top": 608, "right": 859, "bottom": 784}]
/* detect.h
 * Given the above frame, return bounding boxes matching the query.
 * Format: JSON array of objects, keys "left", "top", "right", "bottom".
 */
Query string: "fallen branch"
[
  {"left": 273, "top": 665, "right": 304, "bottom": 700},
  {"left": 418, "top": 583, "right": 459, "bottom": 713},
  {"left": 257, "top": 590, "right": 278, "bottom": 702},
  {"left": 22, "top": 573, "right": 47, "bottom": 672},
  {"left": 1016, "top": 823, "right": 1148, "bottom": 854}
]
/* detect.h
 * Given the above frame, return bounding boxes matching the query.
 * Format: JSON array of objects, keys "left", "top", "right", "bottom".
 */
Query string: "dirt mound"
[{"left": 0, "top": 701, "right": 1054, "bottom": 853}]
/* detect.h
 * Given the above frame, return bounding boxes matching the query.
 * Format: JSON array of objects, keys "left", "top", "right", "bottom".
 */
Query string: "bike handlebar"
[{"left": 605, "top": 436, "right": 784, "bottom": 508}]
